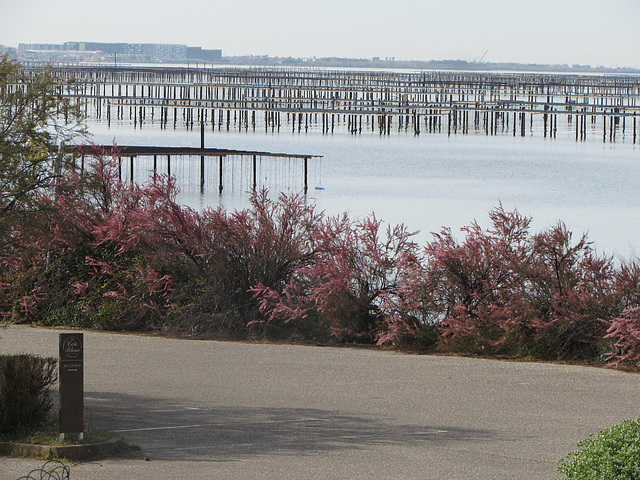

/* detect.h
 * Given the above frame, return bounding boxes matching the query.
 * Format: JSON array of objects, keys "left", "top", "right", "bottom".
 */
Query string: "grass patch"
[
  {"left": 0, "top": 415, "right": 140, "bottom": 461},
  {"left": 1, "top": 415, "right": 126, "bottom": 447},
  {"left": 2, "top": 417, "right": 98, "bottom": 445}
]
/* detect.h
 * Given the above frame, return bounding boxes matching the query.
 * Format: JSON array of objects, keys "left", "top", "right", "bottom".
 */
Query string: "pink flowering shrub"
[
  {"left": 0, "top": 146, "right": 322, "bottom": 336},
  {"left": 252, "top": 214, "right": 423, "bottom": 344},
  {"left": 603, "top": 259, "right": 640, "bottom": 366},
  {"left": 523, "top": 223, "right": 616, "bottom": 359},
  {"left": 421, "top": 206, "right": 615, "bottom": 359},
  {"left": 1, "top": 147, "right": 173, "bottom": 330},
  {"left": 605, "top": 308, "right": 640, "bottom": 366},
  {"left": 3, "top": 146, "right": 640, "bottom": 365},
  {"left": 424, "top": 206, "right": 533, "bottom": 353},
  {"left": 166, "top": 189, "right": 322, "bottom": 337}
]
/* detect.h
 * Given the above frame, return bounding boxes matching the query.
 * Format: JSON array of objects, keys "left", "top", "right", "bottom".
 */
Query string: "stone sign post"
[{"left": 59, "top": 333, "right": 84, "bottom": 441}]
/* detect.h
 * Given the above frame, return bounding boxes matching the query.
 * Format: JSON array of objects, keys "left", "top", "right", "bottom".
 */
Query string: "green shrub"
[
  {"left": 0, "top": 354, "right": 58, "bottom": 436},
  {"left": 558, "top": 418, "right": 640, "bottom": 479}
]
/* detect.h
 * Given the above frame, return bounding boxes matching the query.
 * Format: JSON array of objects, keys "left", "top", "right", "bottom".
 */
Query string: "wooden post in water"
[
  {"left": 252, "top": 155, "right": 258, "bottom": 191},
  {"left": 611, "top": 115, "right": 614, "bottom": 142},
  {"left": 218, "top": 156, "right": 224, "bottom": 193},
  {"left": 167, "top": 155, "right": 171, "bottom": 177},
  {"left": 489, "top": 109, "right": 494, "bottom": 136},
  {"left": 304, "top": 157, "right": 308, "bottom": 194},
  {"left": 200, "top": 122, "right": 205, "bottom": 192}
]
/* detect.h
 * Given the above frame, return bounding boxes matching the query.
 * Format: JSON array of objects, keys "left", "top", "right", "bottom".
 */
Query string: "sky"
[{"left": 2, "top": 0, "right": 639, "bottom": 68}]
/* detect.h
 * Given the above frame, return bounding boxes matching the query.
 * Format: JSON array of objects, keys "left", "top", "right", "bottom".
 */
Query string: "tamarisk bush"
[
  {"left": 423, "top": 205, "right": 616, "bottom": 359},
  {"left": 1, "top": 148, "right": 173, "bottom": 330},
  {"left": 0, "top": 148, "right": 323, "bottom": 337},
  {"left": 424, "top": 206, "right": 533, "bottom": 353},
  {"left": 252, "top": 214, "right": 423, "bottom": 344},
  {"left": 166, "top": 189, "right": 322, "bottom": 337},
  {"left": 2, "top": 143, "right": 640, "bottom": 364},
  {"left": 600, "top": 259, "right": 640, "bottom": 366},
  {"left": 524, "top": 223, "right": 616, "bottom": 359}
]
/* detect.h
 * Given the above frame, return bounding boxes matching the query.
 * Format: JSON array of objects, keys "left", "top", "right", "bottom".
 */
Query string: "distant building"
[
  {"left": 146, "top": 43, "right": 187, "bottom": 60},
  {"left": 16, "top": 42, "right": 222, "bottom": 62},
  {"left": 18, "top": 43, "right": 98, "bottom": 61},
  {"left": 0, "top": 44, "right": 17, "bottom": 59},
  {"left": 187, "top": 46, "right": 222, "bottom": 61}
]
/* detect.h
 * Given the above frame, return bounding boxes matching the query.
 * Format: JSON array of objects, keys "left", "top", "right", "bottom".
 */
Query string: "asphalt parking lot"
[{"left": 2, "top": 325, "right": 639, "bottom": 479}]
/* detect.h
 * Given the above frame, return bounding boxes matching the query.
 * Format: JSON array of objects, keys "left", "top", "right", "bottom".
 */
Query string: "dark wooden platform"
[{"left": 67, "top": 144, "right": 321, "bottom": 194}]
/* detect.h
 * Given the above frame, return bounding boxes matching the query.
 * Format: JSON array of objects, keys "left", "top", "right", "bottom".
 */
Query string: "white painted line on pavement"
[{"left": 115, "top": 417, "right": 330, "bottom": 433}]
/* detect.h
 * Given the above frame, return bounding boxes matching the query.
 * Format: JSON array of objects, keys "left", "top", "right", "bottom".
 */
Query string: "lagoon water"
[{"left": 87, "top": 119, "right": 640, "bottom": 259}]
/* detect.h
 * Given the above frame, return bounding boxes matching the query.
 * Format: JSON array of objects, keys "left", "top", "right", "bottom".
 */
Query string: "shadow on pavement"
[{"left": 85, "top": 391, "right": 493, "bottom": 462}]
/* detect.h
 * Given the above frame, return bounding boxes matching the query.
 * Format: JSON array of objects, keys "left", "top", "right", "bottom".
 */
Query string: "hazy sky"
[{"left": 2, "top": 0, "right": 639, "bottom": 67}]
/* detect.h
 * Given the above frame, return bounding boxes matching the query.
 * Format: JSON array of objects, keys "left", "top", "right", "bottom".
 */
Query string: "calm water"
[{"left": 87, "top": 120, "right": 640, "bottom": 258}]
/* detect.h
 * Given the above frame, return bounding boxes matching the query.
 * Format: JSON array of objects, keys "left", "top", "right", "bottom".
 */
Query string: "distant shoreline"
[
  {"left": 8, "top": 53, "right": 640, "bottom": 75},
  {"left": 214, "top": 56, "right": 640, "bottom": 75}
]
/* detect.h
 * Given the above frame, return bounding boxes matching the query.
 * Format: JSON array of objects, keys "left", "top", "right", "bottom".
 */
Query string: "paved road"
[{"left": 1, "top": 325, "right": 639, "bottom": 479}]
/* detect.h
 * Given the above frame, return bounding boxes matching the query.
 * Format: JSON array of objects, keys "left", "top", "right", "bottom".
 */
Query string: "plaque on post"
[{"left": 59, "top": 333, "right": 84, "bottom": 440}]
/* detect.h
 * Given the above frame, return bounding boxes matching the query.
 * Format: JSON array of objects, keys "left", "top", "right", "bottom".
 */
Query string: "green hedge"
[
  {"left": 0, "top": 354, "right": 58, "bottom": 436},
  {"left": 558, "top": 418, "right": 640, "bottom": 479}
]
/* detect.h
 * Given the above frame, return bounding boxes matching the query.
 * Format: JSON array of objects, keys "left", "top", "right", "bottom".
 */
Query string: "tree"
[{"left": 0, "top": 55, "right": 85, "bottom": 225}]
